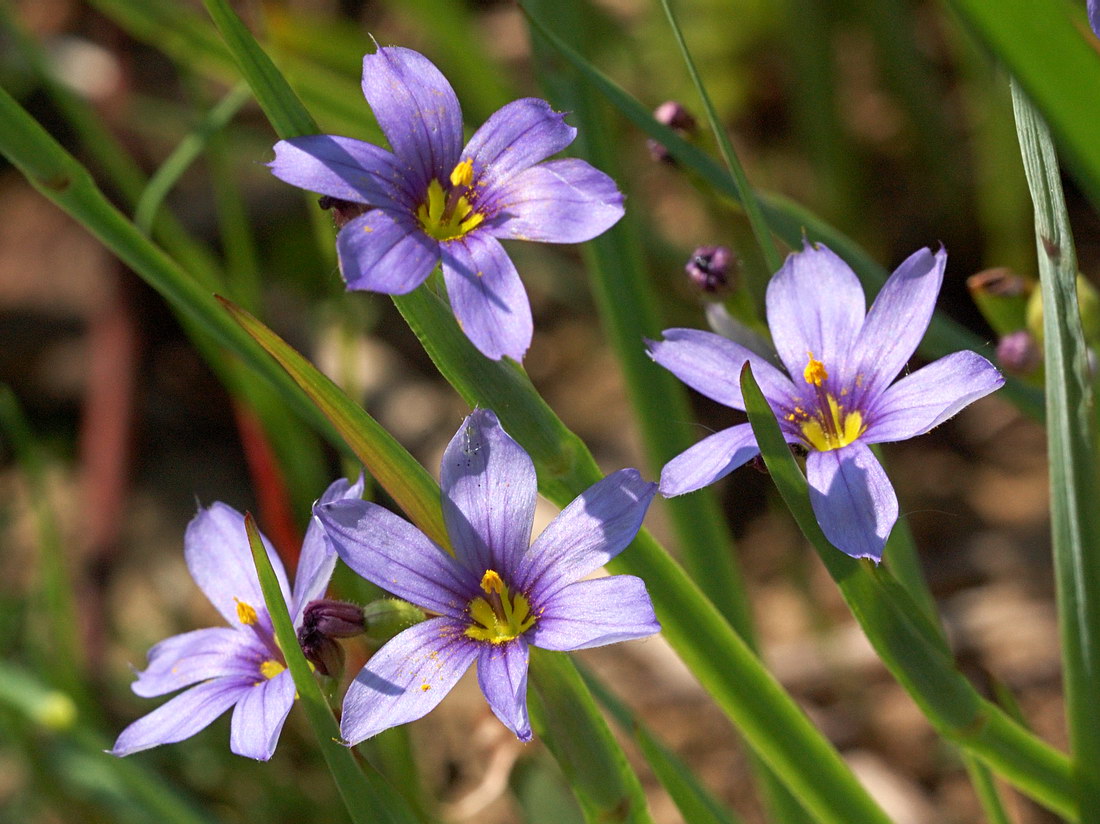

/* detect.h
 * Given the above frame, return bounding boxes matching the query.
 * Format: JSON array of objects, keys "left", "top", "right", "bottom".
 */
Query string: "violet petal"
[
  {"left": 131, "top": 627, "right": 262, "bottom": 698},
  {"left": 483, "top": 158, "right": 624, "bottom": 244},
  {"left": 440, "top": 409, "right": 537, "bottom": 579},
  {"left": 269, "top": 135, "right": 416, "bottom": 210},
  {"left": 518, "top": 469, "right": 656, "bottom": 604},
  {"left": 531, "top": 576, "right": 660, "bottom": 651},
  {"left": 659, "top": 423, "right": 760, "bottom": 497},
  {"left": 862, "top": 351, "right": 1004, "bottom": 444},
  {"left": 316, "top": 499, "right": 478, "bottom": 618},
  {"left": 440, "top": 233, "right": 532, "bottom": 362},
  {"left": 463, "top": 98, "right": 576, "bottom": 188},
  {"left": 805, "top": 443, "right": 898, "bottom": 562},
  {"left": 339, "top": 617, "right": 477, "bottom": 745},
  {"left": 110, "top": 677, "right": 251, "bottom": 756},
  {"left": 477, "top": 638, "right": 532, "bottom": 742},
  {"left": 228, "top": 670, "right": 296, "bottom": 761},
  {"left": 361, "top": 47, "right": 462, "bottom": 191},
  {"left": 336, "top": 210, "right": 440, "bottom": 295}
]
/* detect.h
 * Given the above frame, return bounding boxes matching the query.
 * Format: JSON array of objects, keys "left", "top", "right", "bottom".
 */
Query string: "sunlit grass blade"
[
  {"left": 739, "top": 363, "right": 1075, "bottom": 818},
  {"left": 582, "top": 666, "right": 745, "bottom": 824},
  {"left": 243, "top": 514, "right": 422, "bottom": 824},
  {"left": 221, "top": 298, "right": 448, "bottom": 548},
  {"left": 518, "top": 6, "right": 1044, "bottom": 421},
  {"left": 133, "top": 82, "right": 252, "bottom": 234},
  {"left": 1011, "top": 79, "right": 1100, "bottom": 818},
  {"left": 528, "top": 650, "right": 654, "bottom": 824},
  {"left": 652, "top": 0, "right": 781, "bottom": 273}
]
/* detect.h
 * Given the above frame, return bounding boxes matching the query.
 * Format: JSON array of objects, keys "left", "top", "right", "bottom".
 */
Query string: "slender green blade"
[
  {"left": 739, "top": 363, "right": 1075, "bottom": 818},
  {"left": 243, "top": 514, "right": 420, "bottom": 824},
  {"left": 221, "top": 299, "right": 448, "bottom": 549},
  {"left": 528, "top": 650, "right": 654, "bottom": 824},
  {"left": 1011, "top": 80, "right": 1100, "bottom": 819}
]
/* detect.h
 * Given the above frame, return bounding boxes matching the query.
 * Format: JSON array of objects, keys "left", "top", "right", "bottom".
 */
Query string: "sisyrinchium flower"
[
  {"left": 648, "top": 242, "right": 1004, "bottom": 561},
  {"left": 315, "top": 409, "right": 659, "bottom": 744},
  {"left": 268, "top": 46, "right": 625, "bottom": 362},
  {"left": 111, "top": 476, "right": 364, "bottom": 760}
]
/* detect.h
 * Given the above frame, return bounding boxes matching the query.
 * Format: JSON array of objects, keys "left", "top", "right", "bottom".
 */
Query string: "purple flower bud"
[
  {"left": 647, "top": 101, "right": 697, "bottom": 164},
  {"left": 318, "top": 196, "right": 369, "bottom": 230},
  {"left": 996, "top": 331, "right": 1041, "bottom": 376},
  {"left": 685, "top": 246, "right": 737, "bottom": 294},
  {"left": 302, "top": 599, "right": 366, "bottom": 638},
  {"left": 297, "top": 626, "right": 345, "bottom": 677}
]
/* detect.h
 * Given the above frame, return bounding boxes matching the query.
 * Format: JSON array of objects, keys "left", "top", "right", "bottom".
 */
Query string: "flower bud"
[
  {"left": 996, "top": 331, "right": 1041, "bottom": 377},
  {"left": 363, "top": 598, "right": 427, "bottom": 644},
  {"left": 302, "top": 599, "right": 366, "bottom": 638},
  {"left": 297, "top": 627, "right": 345, "bottom": 677},
  {"left": 318, "top": 196, "right": 369, "bottom": 229},
  {"left": 967, "top": 267, "right": 1029, "bottom": 298},
  {"left": 647, "top": 101, "right": 697, "bottom": 164},
  {"left": 686, "top": 246, "right": 737, "bottom": 294}
]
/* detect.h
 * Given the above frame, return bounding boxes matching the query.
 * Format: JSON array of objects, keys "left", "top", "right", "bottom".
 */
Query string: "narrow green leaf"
[
  {"left": 199, "top": 0, "right": 318, "bottom": 137},
  {"left": 221, "top": 299, "right": 448, "bottom": 549},
  {"left": 739, "top": 364, "right": 1075, "bottom": 818},
  {"left": 1011, "top": 79, "right": 1100, "bottom": 817},
  {"left": 243, "top": 513, "right": 420, "bottom": 824},
  {"left": 528, "top": 650, "right": 654, "bottom": 824}
]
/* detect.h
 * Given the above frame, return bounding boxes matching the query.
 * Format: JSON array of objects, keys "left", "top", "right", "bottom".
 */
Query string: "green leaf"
[
  {"left": 243, "top": 513, "right": 420, "bottom": 824},
  {"left": 1011, "top": 79, "right": 1100, "bottom": 817},
  {"left": 221, "top": 298, "right": 449, "bottom": 549},
  {"left": 528, "top": 650, "right": 654, "bottom": 824},
  {"left": 739, "top": 363, "right": 1075, "bottom": 818}
]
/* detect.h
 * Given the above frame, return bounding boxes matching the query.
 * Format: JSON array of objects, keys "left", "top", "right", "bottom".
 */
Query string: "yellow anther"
[
  {"left": 480, "top": 569, "right": 505, "bottom": 595},
  {"left": 803, "top": 355, "right": 829, "bottom": 387},
  {"left": 259, "top": 660, "right": 285, "bottom": 680},
  {"left": 235, "top": 598, "right": 258, "bottom": 626},
  {"left": 420, "top": 683, "right": 431, "bottom": 692},
  {"left": 449, "top": 158, "right": 475, "bottom": 188}
]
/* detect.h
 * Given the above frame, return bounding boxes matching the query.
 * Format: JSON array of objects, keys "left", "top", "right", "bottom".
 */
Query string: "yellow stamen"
[
  {"left": 803, "top": 355, "right": 828, "bottom": 387},
  {"left": 235, "top": 598, "right": 258, "bottom": 626},
  {"left": 449, "top": 158, "right": 474, "bottom": 188},
  {"left": 480, "top": 569, "right": 505, "bottom": 594},
  {"left": 259, "top": 660, "right": 285, "bottom": 679},
  {"left": 465, "top": 570, "right": 536, "bottom": 644},
  {"left": 799, "top": 396, "right": 865, "bottom": 451}
]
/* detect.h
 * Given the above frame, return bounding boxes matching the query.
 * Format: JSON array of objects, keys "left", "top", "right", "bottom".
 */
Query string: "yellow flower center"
[
  {"left": 786, "top": 353, "right": 866, "bottom": 451},
  {"left": 465, "top": 569, "right": 536, "bottom": 644},
  {"left": 417, "top": 160, "right": 485, "bottom": 241}
]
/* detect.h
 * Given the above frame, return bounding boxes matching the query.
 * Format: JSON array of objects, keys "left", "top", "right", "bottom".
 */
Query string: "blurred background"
[{"left": 0, "top": 0, "right": 1088, "bottom": 821}]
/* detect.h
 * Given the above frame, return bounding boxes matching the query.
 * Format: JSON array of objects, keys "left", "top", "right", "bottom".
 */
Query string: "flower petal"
[
  {"left": 361, "top": 47, "right": 462, "bottom": 190},
  {"left": 862, "top": 351, "right": 1004, "bottom": 443},
  {"left": 477, "top": 638, "right": 531, "bottom": 742},
  {"left": 646, "top": 328, "right": 799, "bottom": 411},
  {"left": 110, "top": 677, "right": 251, "bottom": 756},
  {"left": 483, "top": 158, "right": 624, "bottom": 244},
  {"left": 805, "top": 443, "right": 897, "bottom": 562},
  {"left": 131, "top": 628, "right": 262, "bottom": 698},
  {"left": 229, "top": 670, "right": 296, "bottom": 761},
  {"left": 184, "top": 503, "right": 289, "bottom": 629},
  {"left": 659, "top": 423, "right": 760, "bottom": 497},
  {"left": 336, "top": 210, "right": 439, "bottom": 295},
  {"left": 269, "top": 136, "right": 415, "bottom": 210},
  {"left": 848, "top": 247, "right": 946, "bottom": 408},
  {"left": 531, "top": 576, "right": 659, "bottom": 651},
  {"left": 766, "top": 243, "right": 865, "bottom": 386},
  {"left": 315, "top": 499, "right": 478, "bottom": 618},
  {"left": 517, "top": 469, "right": 656, "bottom": 604},
  {"left": 464, "top": 97, "right": 576, "bottom": 189},
  {"left": 441, "top": 233, "right": 532, "bottom": 361},
  {"left": 339, "top": 617, "right": 477, "bottom": 745},
  {"left": 292, "top": 475, "right": 366, "bottom": 624},
  {"left": 441, "top": 409, "right": 536, "bottom": 579}
]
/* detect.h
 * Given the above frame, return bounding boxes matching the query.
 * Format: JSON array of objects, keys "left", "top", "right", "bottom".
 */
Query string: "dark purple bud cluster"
[
  {"left": 318, "top": 196, "right": 369, "bottom": 230},
  {"left": 685, "top": 245, "right": 737, "bottom": 294},
  {"left": 297, "top": 599, "right": 366, "bottom": 677},
  {"left": 647, "top": 101, "right": 697, "bottom": 164}
]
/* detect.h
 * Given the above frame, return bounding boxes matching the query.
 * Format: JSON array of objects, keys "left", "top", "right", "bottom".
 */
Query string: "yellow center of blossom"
[
  {"left": 787, "top": 353, "right": 866, "bottom": 452},
  {"left": 259, "top": 660, "right": 285, "bottom": 680},
  {"left": 235, "top": 598, "right": 258, "bottom": 626},
  {"left": 465, "top": 569, "right": 536, "bottom": 644},
  {"left": 417, "top": 160, "right": 484, "bottom": 241}
]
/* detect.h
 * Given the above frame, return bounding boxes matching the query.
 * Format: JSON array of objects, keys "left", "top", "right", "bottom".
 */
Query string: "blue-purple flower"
[
  {"left": 1089, "top": 0, "right": 1099, "bottom": 39},
  {"left": 648, "top": 242, "right": 1004, "bottom": 561},
  {"left": 268, "top": 46, "right": 625, "bottom": 362},
  {"left": 111, "top": 476, "right": 363, "bottom": 760},
  {"left": 315, "top": 409, "right": 659, "bottom": 743}
]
